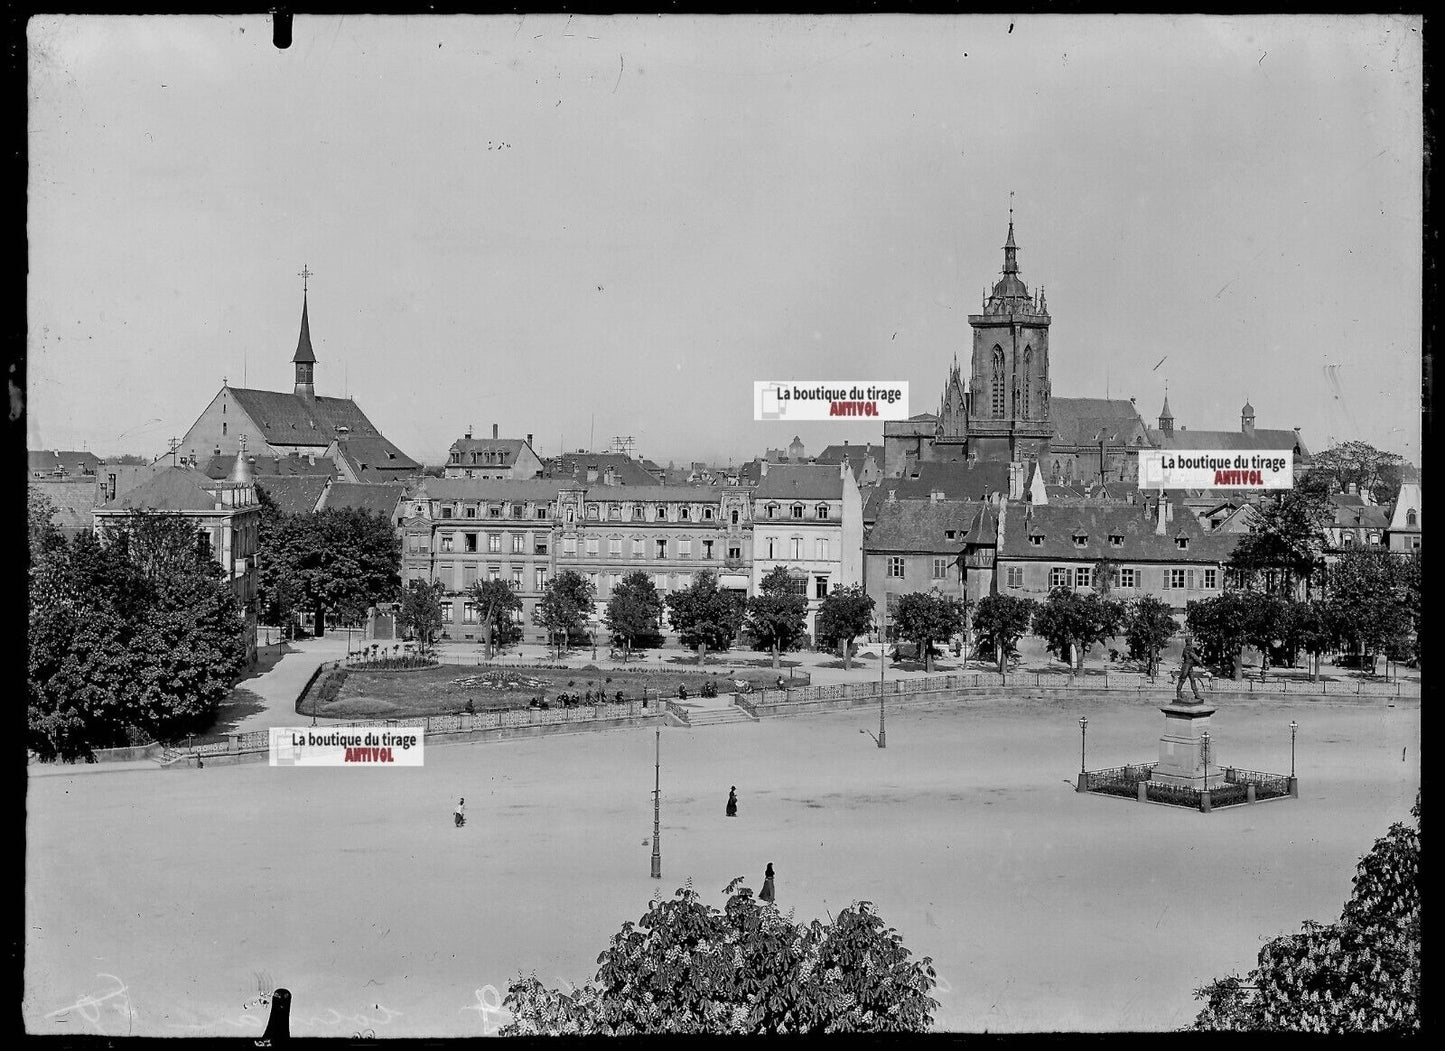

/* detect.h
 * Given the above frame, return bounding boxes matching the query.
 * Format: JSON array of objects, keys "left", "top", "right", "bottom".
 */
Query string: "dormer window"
[
  {"left": 792, "top": 504, "right": 804, "bottom": 519},
  {"left": 1176, "top": 537, "right": 1189, "bottom": 550},
  {"left": 656, "top": 505, "right": 668, "bottom": 521},
  {"left": 633, "top": 505, "right": 645, "bottom": 521},
  {"left": 465, "top": 505, "right": 477, "bottom": 519},
  {"left": 767, "top": 503, "right": 778, "bottom": 519},
  {"left": 1072, "top": 533, "right": 1088, "bottom": 548},
  {"left": 1029, "top": 534, "right": 1044, "bottom": 546},
  {"left": 680, "top": 506, "right": 690, "bottom": 521},
  {"left": 488, "top": 505, "right": 502, "bottom": 519},
  {"left": 816, "top": 504, "right": 829, "bottom": 519},
  {"left": 944, "top": 530, "right": 957, "bottom": 541},
  {"left": 702, "top": 507, "right": 714, "bottom": 520},
  {"left": 1108, "top": 534, "right": 1124, "bottom": 547}
]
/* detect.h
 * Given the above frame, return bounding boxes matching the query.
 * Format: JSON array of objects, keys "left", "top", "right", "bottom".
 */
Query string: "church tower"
[
  {"left": 1158, "top": 392, "right": 1174, "bottom": 435},
  {"left": 965, "top": 215, "right": 1053, "bottom": 462},
  {"left": 292, "top": 265, "right": 317, "bottom": 401}
]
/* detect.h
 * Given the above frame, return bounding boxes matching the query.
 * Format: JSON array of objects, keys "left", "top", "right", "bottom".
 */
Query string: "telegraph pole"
[
  {"left": 878, "top": 599, "right": 887, "bottom": 748},
  {"left": 650, "top": 730, "right": 662, "bottom": 878}
]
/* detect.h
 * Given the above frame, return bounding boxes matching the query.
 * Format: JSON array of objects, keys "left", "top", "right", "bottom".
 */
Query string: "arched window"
[
  {"left": 1022, "top": 346, "right": 1032, "bottom": 420},
  {"left": 991, "top": 347, "right": 1006, "bottom": 417},
  {"left": 1407, "top": 508, "right": 1418, "bottom": 527}
]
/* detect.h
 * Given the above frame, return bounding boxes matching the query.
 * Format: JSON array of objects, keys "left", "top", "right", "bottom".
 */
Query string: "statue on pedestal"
[{"left": 1176, "top": 635, "right": 1204, "bottom": 703}]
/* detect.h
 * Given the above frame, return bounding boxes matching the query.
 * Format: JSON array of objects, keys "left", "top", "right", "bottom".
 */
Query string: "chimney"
[
  {"left": 886, "top": 488, "right": 897, "bottom": 503},
  {"left": 587, "top": 467, "right": 599, "bottom": 483},
  {"left": 1156, "top": 497, "right": 1167, "bottom": 535},
  {"left": 309, "top": 454, "right": 315, "bottom": 466},
  {"left": 604, "top": 466, "right": 616, "bottom": 485},
  {"left": 930, "top": 489, "right": 944, "bottom": 503},
  {"left": 493, "top": 423, "right": 499, "bottom": 440},
  {"left": 1347, "top": 481, "right": 1358, "bottom": 495},
  {"left": 1166, "top": 501, "right": 1174, "bottom": 523},
  {"left": 526, "top": 433, "right": 533, "bottom": 446},
  {"left": 1009, "top": 461, "right": 1024, "bottom": 500},
  {"left": 465, "top": 426, "right": 472, "bottom": 440},
  {"left": 759, "top": 460, "right": 769, "bottom": 477}
]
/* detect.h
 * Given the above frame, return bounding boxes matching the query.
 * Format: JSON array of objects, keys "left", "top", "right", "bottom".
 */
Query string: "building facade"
[
  {"left": 444, "top": 424, "right": 545, "bottom": 480},
  {"left": 749, "top": 462, "right": 863, "bottom": 638}
]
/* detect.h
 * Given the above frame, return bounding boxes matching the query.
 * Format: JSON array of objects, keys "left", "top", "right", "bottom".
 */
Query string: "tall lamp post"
[
  {"left": 650, "top": 729, "right": 662, "bottom": 879},
  {"left": 1076, "top": 715, "right": 1088, "bottom": 791},
  {"left": 1288, "top": 719, "right": 1299, "bottom": 797},
  {"left": 878, "top": 599, "right": 888, "bottom": 748}
]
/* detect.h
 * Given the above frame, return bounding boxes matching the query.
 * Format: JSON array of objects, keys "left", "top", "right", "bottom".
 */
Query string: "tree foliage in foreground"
[
  {"left": 501, "top": 879, "right": 938, "bottom": 1035},
  {"left": 603, "top": 570, "right": 665, "bottom": 657},
  {"left": 1031, "top": 588, "right": 1125, "bottom": 671},
  {"left": 893, "top": 592, "right": 967, "bottom": 672},
  {"left": 28, "top": 514, "right": 248, "bottom": 761},
  {"left": 1192, "top": 793, "right": 1419, "bottom": 1033},
  {"left": 970, "top": 594, "right": 1037, "bottom": 673},
  {"left": 666, "top": 571, "right": 745, "bottom": 664},
  {"left": 256, "top": 501, "right": 401, "bottom": 633},
  {"left": 815, "top": 584, "right": 876, "bottom": 670},
  {"left": 743, "top": 566, "right": 809, "bottom": 668}
]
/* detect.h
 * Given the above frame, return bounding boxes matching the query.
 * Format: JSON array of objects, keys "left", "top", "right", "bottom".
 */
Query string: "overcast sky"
[{"left": 28, "top": 14, "right": 1422, "bottom": 468}]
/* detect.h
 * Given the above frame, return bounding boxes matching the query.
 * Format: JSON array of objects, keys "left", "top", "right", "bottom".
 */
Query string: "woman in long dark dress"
[
  {"left": 759, "top": 863, "right": 775, "bottom": 904},
  {"left": 726, "top": 786, "right": 738, "bottom": 817}
]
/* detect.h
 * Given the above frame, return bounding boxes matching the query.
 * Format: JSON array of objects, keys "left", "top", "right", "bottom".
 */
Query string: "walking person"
[
  {"left": 1176, "top": 635, "right": 1204, "bottom": 702},
  {"left": 454, "top": 797, "right": 466, "bottom": 828},
  {"left": 726, "top": 786, "right": 738, "bottom": 818},
  {"left": 759, "top": 862, "right": 776, "bottom": 904}
]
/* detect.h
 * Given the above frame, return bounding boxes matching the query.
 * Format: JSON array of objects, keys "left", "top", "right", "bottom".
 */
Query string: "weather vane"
[{"left": 299, "top": 264, "right": 314, "bottom": 295}]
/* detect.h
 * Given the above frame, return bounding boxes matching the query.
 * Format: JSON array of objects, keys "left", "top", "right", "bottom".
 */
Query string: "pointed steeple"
[
  {"left": 292, "top": 294, "right": 316, "bottom": 365},
  {"left": 292, "top": 266, "right": 317, "bottom": 400},
  {"left": 1002, "top": 218, "right": 1019, "bottom": 274},
  {"left": 1159, "top": 387, "right": 1174, "bottom": 435}
]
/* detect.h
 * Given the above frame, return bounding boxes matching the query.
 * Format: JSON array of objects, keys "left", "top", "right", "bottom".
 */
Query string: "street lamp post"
[
  {"left": 878, "top": 600, "right": 887, "bottom": 749},
  {"left": 650, "top": 729, "right": 662, "bottom": 879},
  {"left": 1200, "top": 729, "right": 1212, "bottom": 811},
  {"left": 1076, "top": 715, "right": 1088, "bottom": 791},
  {"left": 1289, "top": 720, "right": 1298, "bottom": 778}
]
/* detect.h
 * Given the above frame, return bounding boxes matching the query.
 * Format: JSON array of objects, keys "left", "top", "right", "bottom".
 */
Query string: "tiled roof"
[
  {"left": 449, "top": 438, "right": 531, "bottom": 458},
  {"left": 999, "top": 502, "right": 1237, "bottom": 562},
  {"left": 29, "top": 449, "right": 102, "bottom": 476},
  {"left": 332, "top": 436, "right": 422, "bottom": 482},
  {"left": 565, "top": 484, "right": 726, "bottom": 503},
  {"left": 865, "top": 500, "right": 988, "bottom": 553},
  {"left": 415, "top": 477, "right": 571, "bottom": 502},
  {"left": 1333, "top": 505, "right": 1390, "bottom": 529},
  {"left": 542, "top": 452, "right": 659, "bottom": 487},
  {"left": 227, "top": 387, "right": 385, "bottom": 446},
  {"left": 1330, "top": 492, "right": 1366, "bottom": 508},
  {"left": 753, "top": 464, "right": 845, "bottom": 500},
  {"left": 320, "top": 482, "right": 406, "bottom": 517},
  {"left": 1047, "top": 397, "right": 1154, "bottom": 447},
  {"left": 1149, "top": 427, "right": 1311, "bottom": 459},
  {"left": 104, "top": 467, "right": 238, "bottom": 513},
  {"left": 30, "top": 479, "right": 100, "bottom": 536},
  {"left": 201, "top": 452, "right": 339, "bottom": 480},
  {"left": 256, "top": 476, "right": 328, "bottom": 515},
  {"left": 963, "top": 504, "right": 1000, "bottom": 546},
  {"left": 892, "top": 460, "right": 1011, "bottom": 501}
]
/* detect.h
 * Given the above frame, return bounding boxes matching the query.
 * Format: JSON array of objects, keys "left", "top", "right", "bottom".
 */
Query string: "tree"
[
  {"left": 970, "top": 594, "right": 1038, "bottom": 673},
  {"left": 465, "top": 578, "right": 523, "bottom": 658},
  {"left": 1124, "top": 595, "right": 1177, "bottom": 678},
  {"left": 397, "top": 578, "right": 446, "bottom": 652},
  {"left": 1185, "top": 590, "right": 1256, "bottom": 680},
  {"left": 28, "top": 488, "right": 65, "bottom": 564},
  {"left": 538, "top": 570, "right": 596, "bottom": 657},
  {"left": 1031, "top": 588, "right": 1125, "bottom": 672},
  {"left": 1239, "top": 591, "right": 1291, "bottom": 681},
  {"left": 28, "top": 512, "right": 248, "bottom": 761},
  {"left": 1283, "top": 598, "right": 1340, "bottom": 682},
  {"left": 815, "top": 584, "right": 876, "bottom": 670},
  {"left": 1226, "top": 471, "right": 1334, "bottom": 598},
  {"left": 893, "top": 592, "right": 967, "bottom": 673},
  {"left": 603, "top": 570, "right": 664, "bottom": 661},
  {"left": 1192, "top": 793, "right": 1419, "bottom": 1033},
  {"left": 1310, "top": 440, "right": 1407, "bottom": 506},
  {"left": 1325, "top": 550, "right": 1414, "bottom": 675},
  {"left": 255, "top": 506, "right": 401, "bottom": 636},
  {"left": 743, "top": 567, "right": 809, "bottom": 669},
  {"left": 1092, "top": 557, "right": 1120, "bottom": 598},
  {"left": 253, "top": 484, "right": 300, "bottom": 630},
  {"left": 501, "top": 879, "right": 939, "bottom": 1035},
  {"left": 665, "top": 571, "right": 745, "bottom": 665}
]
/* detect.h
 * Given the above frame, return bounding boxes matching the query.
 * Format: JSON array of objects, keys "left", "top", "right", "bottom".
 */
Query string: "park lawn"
[{"left": 308, "top": 662, "right": 786, "bottom": 720}]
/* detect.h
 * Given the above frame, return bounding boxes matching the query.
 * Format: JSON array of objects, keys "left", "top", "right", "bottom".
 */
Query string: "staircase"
[
  {"left": 153, "top": 747, "right": 183, "bottom": 767},
  {"left": 672, "top": 704, "right": 757, "bottom": 728}
]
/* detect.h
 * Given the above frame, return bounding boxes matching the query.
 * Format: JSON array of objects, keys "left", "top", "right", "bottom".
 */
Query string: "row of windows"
[
  {"left": 436, "top": 502, "right": 550, "bottom": 520},
  {"left": 885, "top": 557, "right": 953, "bottom": 580},
  {"left": 437, "top": 565, "right": 549, "bottom": 591},
  {"left": 435, "top": 532, "right": 549, "bottom": 555},
  {"left": 761, "top": 538, "right": 832, "bottom": 561},
  {"left": 559, "top": 536, "right": 745, "bottom": 560},
  {"left": 1006, "top": 566, "right": 1218, "bottom": 591},
  {"left": 1026, "top": 532, "right": 1189, "bottom": 551},
  {"left": 569, "top": 503, "right": 735, "bottom": 524},
  {"left": 760, "top": 503, "right": 832, "bottom": 520}
]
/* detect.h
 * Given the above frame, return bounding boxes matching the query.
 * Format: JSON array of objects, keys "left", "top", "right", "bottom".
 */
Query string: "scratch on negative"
[{"left": 614, "top": 54, "right": 624, "bottom": 93}]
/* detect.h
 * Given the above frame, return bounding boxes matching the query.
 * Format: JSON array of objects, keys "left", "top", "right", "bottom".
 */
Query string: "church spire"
[
  {"left": 293, "top": 265, "right": 316, "bottom": 400},
  {"left": 1002, "top": 219, "right": 1019, "bottom": 275},
  {"left": 1158, "top": 385, "right": 1174, "bottom": 435}
]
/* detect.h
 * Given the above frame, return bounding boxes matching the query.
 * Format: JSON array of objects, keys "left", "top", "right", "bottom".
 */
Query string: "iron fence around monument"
[{"left": 1224, "top": 767, "right": 1292, "bottom": 799}]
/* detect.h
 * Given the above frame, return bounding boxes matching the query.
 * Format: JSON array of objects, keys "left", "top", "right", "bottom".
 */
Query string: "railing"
[
  {"left": 1085, "top": 763, "right": 1157, "bottom": 792},
  {"left": 1224, "top": 767, "right": 1292, "bottom": 798}
]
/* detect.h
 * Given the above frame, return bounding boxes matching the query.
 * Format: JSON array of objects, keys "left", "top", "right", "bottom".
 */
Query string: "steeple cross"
[
  {"left": 299, "top": 264, "right": 314, "bottom": 294},
  {"left": 168, "top": 436, "right": 180, "bottom": 467},
  {"left": 239, "top": 434, "right": 248, "bottom": 455},
  {"left": 1009, "top": 189, "right": 1014, "bottom": 224}
]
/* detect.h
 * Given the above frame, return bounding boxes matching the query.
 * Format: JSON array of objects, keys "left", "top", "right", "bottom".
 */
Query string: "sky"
[{"left": 27, "top": 14, "right": 1423, "bottom": 468}]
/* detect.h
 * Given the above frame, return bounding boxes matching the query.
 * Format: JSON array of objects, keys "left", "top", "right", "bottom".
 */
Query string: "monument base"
[{"left": 1150, "top": 702, "right": 1225, "bottom": 790}]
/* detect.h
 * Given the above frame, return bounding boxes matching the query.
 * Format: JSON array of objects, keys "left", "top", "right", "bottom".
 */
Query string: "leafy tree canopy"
[
  {"left": 397, "top": 578, "right": 447, "bottom": 651},
  {"left": 893, "top": 592, "right": 967, "bottom": 672},
  {"left": 743, "top": 566, "right": 810, "bottom": 665},
  {"left": 1227, "top": 471, "right": 1334, "bottom": 597},
  {"left": 970, "top": 594, "right": 1038, "bottom": 672},
  {"left": 666, "top": 571, "right": 745, "bottom": 661},
  {"left": 603, "top": 570, "right": 664, "bottom": 652},
  {"left": 501, "top": 880, "right": 939, "bottom": 1035},
  {"left": 1031, "top": 588, "right": 1125, "bottom": 670},
  {"left": 1310, "top": 441, "right": 1407, "bottom": 506},
  {"left": 1124, "top": 594, "right": 1177, "bottom": 672},
  {"left": 815, "top": 584, "right": 876, "bottom": 669},
  {"left": 538, "top": 570, "right": 596, "bottom": 651}
]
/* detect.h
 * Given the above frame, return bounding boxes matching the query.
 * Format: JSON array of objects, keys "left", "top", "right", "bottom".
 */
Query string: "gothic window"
[
  {"left": 1022, "top": 347, "right": 1032, "bottom": 420},
  {"left": 991, "top": 347, "right": 1006, "bottom": 417}
]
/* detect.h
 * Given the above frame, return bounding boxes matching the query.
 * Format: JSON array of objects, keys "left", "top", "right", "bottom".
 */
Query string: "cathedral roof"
[
  {"left": 1047, "top": 397, "right": 1153, "bottom": 448},
  {"left": 292, "top": 295, "right": 316, "bottom": 364},
  {"left": 1150, "top": 427, "right": 1310, "bottom": 459},
  {"left": 227, "top": 388, "right": 384, "bottom": 448}
]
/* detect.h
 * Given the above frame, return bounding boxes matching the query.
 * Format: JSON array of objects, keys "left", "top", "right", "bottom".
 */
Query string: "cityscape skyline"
[{"left": 27, "top": 14, "right": 1422, "bottom": 467}]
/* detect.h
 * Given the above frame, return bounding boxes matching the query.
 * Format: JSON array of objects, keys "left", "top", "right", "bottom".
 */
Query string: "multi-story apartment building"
[
  {"left": 749, "top": 462, "right": 863, "bottom": 638},
  {"left": 554, "top": 484, "right": 755, "bottom": 623},
  {"left": 397, "top": 477, "right": 568, "bottom": 640},
  {"left": 863, "top": 496, "right": 988, "bottom": 616},
  {"left": 92, "top": 454, "right": 260, "bottom": 663},
  {"left": 443, "top": 424, "right": 545, "bottom": 480}
]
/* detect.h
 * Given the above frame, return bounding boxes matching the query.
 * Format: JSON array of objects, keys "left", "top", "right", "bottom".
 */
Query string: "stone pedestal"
[{"left": 1151, "top": 702, "right": 1225, "bottom": 789}]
